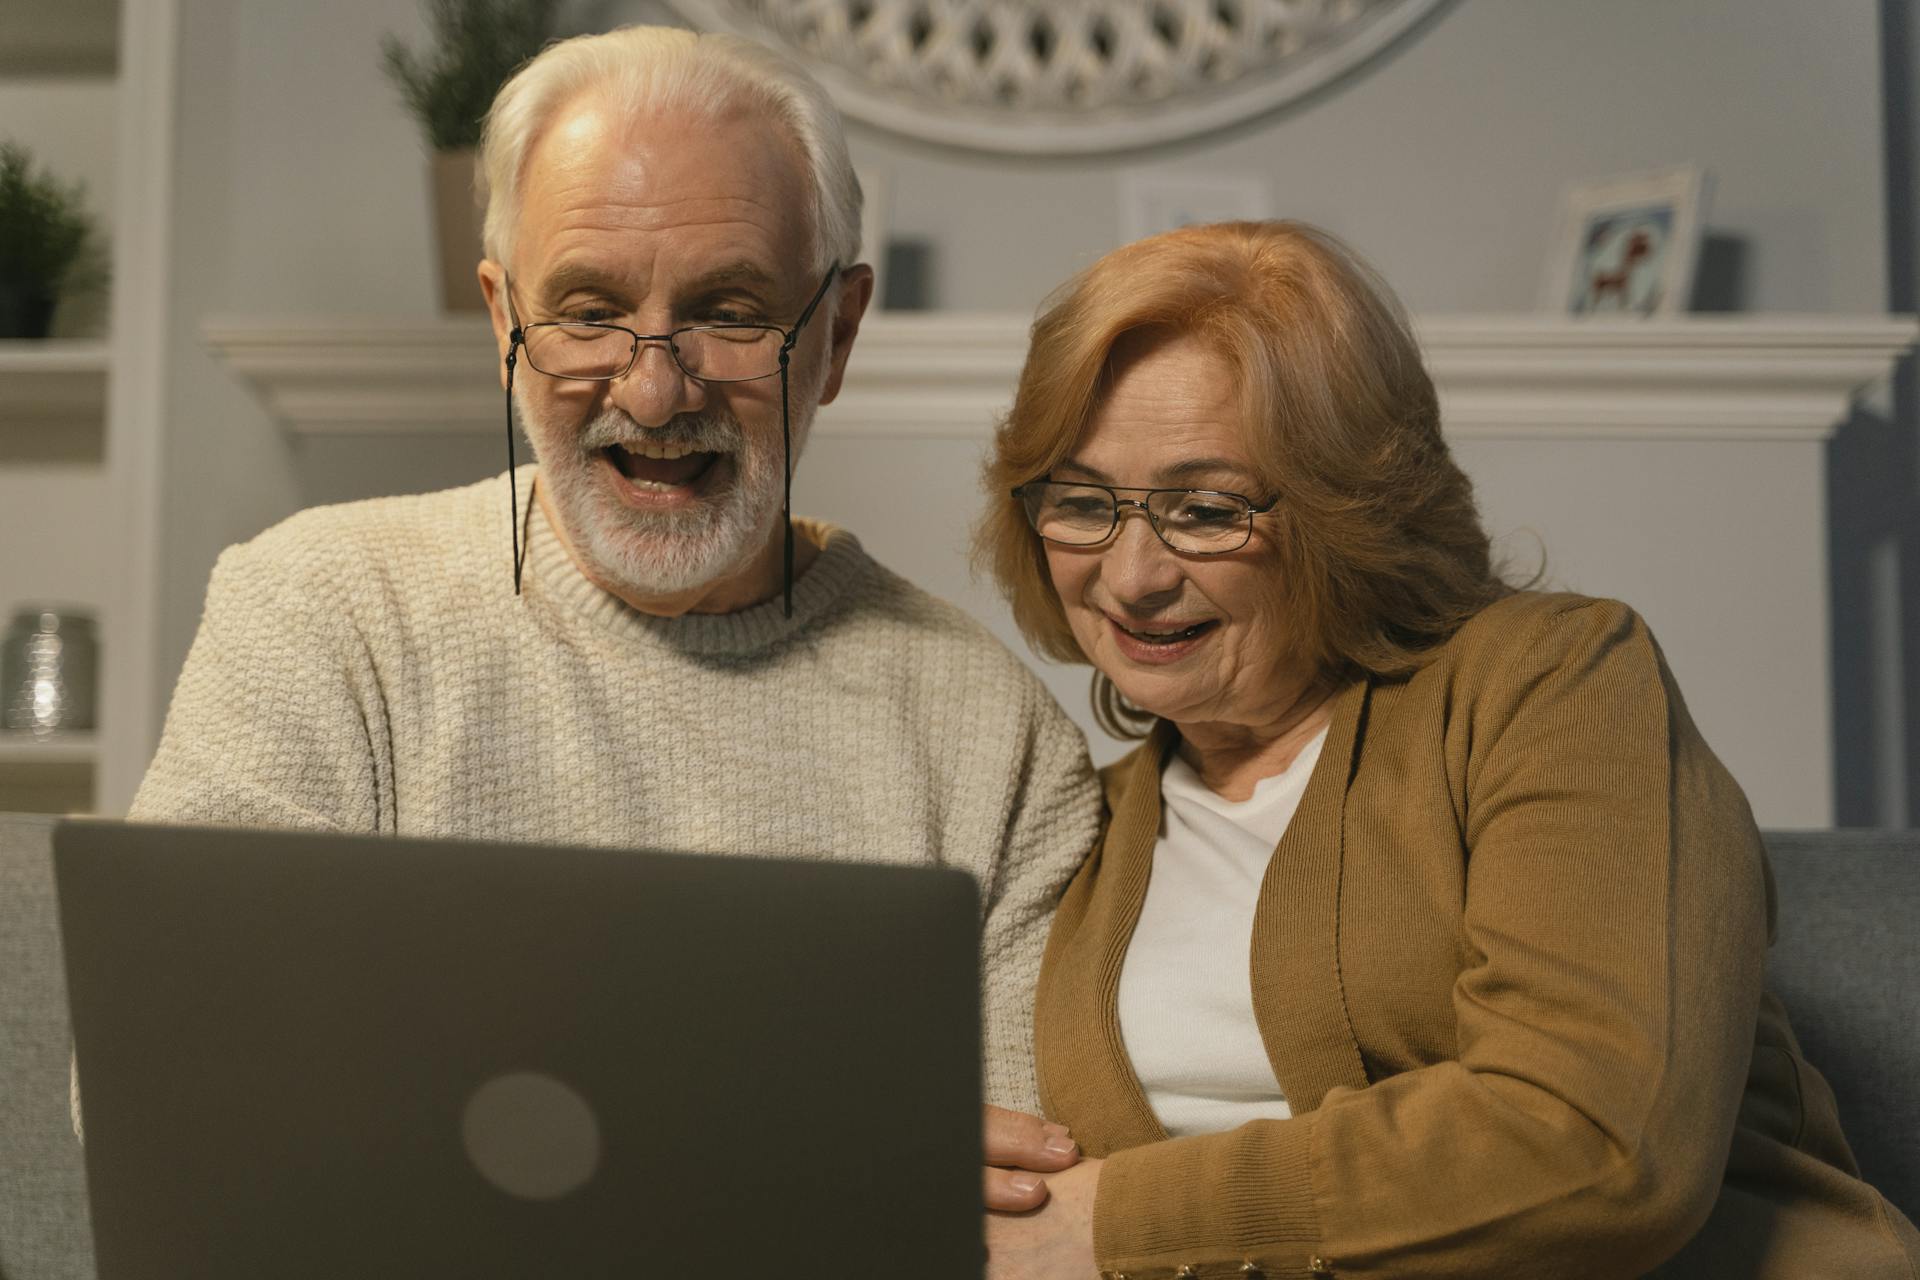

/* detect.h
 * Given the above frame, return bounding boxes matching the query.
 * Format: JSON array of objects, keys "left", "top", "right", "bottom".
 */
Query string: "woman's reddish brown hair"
[{"left": 974, "top": 220, "right": 1515, "bottom": 737}]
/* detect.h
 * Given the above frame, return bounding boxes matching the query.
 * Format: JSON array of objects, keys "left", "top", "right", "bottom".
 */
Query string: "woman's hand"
[
  {"left": 984, "top": 1104, "right": 1081, "bottom": 1210},
  {"left": 985, "top": 1156, "right": 1103, "bottom": 1279}
]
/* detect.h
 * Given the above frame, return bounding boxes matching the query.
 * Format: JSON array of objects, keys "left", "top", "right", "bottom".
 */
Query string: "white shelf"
[
  {"left": 0, "top": 732, "right": 98, "bottom": 816},
  {"left": 0, "top": 340, "right": 111, "bottom": 424},
  {"left": 202, "top": 314, "right": 1919, "bottom": 443},
  {"left": 0, "top": 732, "right": 99, "bottom": 767}
]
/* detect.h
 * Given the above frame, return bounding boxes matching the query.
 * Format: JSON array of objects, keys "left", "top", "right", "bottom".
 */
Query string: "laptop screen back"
[{"left": 54, "top": 820, "right": 984, "bottom": 1278}]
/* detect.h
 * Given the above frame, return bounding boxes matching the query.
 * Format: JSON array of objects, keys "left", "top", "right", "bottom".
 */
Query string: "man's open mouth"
[{"left": 602, "top": 443, "right": 722, "bottom": 489}]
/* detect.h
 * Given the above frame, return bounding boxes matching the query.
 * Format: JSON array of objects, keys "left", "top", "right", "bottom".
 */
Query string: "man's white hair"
[{"left": 478, "top": 25, "right": 862, "bottom": 274}]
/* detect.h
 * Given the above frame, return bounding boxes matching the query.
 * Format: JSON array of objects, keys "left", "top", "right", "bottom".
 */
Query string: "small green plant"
[
  {"left": 0, "top": 141, "right": 96, "bottom": 304},
  {"left": 382, "top": 0, "right": 560, "bottom": 151}
]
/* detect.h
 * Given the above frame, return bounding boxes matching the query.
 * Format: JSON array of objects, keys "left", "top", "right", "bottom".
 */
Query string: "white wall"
[
  {"left": 141, "top": 0, "right": 1893, "bottom": 823},
  {"left": 161, "top": 0, "right": 1890, "bottom": 323},
  {"left": 846, "top": 0, "right": 1888, "bottom": 314},
  {"left": 1456, "top": 435, "right": 1834, "bottom": 825}
]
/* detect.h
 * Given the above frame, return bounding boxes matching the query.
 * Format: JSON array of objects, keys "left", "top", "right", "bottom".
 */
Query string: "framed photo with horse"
[{"left": 1541, "top": 165, "right": 1711, "bottom": 317}]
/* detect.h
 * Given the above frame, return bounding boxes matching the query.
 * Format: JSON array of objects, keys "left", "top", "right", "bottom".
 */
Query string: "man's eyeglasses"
[
  {"left": 514, "top": 309, "right": 816, "bottom": 383},
  {"left": 500, "top": 263, "right": 841, "bottom": 615},
  {"left": 1012, "top": 480, "right": 1278, "bottom": 555}
]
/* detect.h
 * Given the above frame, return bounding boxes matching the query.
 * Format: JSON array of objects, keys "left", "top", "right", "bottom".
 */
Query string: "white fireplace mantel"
[{"left": 202, "top": 313, "right": 1918, "bottom": 442}]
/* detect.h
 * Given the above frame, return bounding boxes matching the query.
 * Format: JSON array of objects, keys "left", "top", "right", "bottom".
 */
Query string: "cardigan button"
[
  {"left": 1239, "top": 1262, "right": 1266, "bottom": 1277},
  {"left": 1174, "top": 1269, "right": 1199, "bottom": 1278},
  {"left": 1309, "top": 1258, "right": 1335, "bottom": 1277}
]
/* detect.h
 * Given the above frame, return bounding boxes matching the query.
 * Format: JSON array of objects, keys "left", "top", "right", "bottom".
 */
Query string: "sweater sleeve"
[
  {"left": 1091, "top": 600, "right": 1770, "bottom": 1278},
  {"left": 128, "top": 543, "right": 391, "bottom": 833},
  {"left": 977, "top": 677, "right": 1103, "bottom": 1114}
]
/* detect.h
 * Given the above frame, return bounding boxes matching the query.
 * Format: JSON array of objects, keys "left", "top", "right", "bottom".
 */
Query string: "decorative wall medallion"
[{"left": 660, "top": 0, "right": 1450, "bottom": 154}]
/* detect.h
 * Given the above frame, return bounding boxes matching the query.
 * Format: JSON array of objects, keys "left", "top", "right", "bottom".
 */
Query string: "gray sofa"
[
  {"left": 4, "top": 817, "right": 1916, "bottom": 1278},
  {"left": 1, "top": 815, "right": 93, "bottom": 1280}
]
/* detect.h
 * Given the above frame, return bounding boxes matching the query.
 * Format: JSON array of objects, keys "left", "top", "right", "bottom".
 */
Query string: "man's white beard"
[{"left": 516, "top": 387, "right": 802, "bottom": 601}]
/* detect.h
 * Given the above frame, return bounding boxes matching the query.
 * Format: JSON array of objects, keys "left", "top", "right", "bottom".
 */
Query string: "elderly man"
[{"left": 130, "top": 25, "right": 1092, "bottom": 1201}]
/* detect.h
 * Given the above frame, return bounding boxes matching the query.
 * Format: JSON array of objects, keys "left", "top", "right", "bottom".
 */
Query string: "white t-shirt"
[{"left": 1115, "top": 727, "right": 1328, "bottom": 1137}]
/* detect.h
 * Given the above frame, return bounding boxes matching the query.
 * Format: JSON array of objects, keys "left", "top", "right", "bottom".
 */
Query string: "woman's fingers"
[
  {"left": 984, "top": 1104, "right": 1080, "bottom": 1168},
  {"left": 982, "top": 1104, "right": 1080, "bottom": 1209},
  {"left": 985, "top": 1162, "right": 1051, "bottom": 1212}
]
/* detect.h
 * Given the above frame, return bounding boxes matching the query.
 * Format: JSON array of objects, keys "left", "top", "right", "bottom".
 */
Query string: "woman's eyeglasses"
[{"left": 1012, "top": 480, "right": 1277, "bottom": 554}]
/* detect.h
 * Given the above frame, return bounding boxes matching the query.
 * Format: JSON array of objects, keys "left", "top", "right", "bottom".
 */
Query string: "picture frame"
[{"left": 1540, "top": 165, "right": 1712, "bottom": 317}]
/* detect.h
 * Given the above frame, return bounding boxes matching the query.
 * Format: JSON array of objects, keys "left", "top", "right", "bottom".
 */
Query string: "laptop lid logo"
[{"left": 461, "top": 1071, "right": 602, "bottom": 1200}]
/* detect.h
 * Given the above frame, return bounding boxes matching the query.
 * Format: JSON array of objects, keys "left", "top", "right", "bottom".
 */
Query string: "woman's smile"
[{"left": 1105, "top": 613, "right": 1220, "bottom": 664}]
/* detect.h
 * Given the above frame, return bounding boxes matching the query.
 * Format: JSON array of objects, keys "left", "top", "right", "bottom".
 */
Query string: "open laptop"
[{"left": 53, "top": 819, "right": 985, "bottom": 1278}]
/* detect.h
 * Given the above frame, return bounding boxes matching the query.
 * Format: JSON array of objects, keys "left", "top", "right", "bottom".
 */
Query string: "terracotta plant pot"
[
  {"left": 0, "top": 284, "right": 56, "bottom": 339},
  {"left": 431, "top": 148, "right": 487, "bottom": 312}
]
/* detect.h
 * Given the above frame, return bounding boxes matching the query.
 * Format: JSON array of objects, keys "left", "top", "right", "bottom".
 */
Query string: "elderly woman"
[{"left": 976, "top": 222, "right": 1920, "bottom": 1278}]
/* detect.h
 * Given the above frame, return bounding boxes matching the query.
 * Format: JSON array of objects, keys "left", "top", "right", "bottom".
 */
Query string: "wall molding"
[{"left": 203, "top": 313, "right": 1918, "bottom": 443}]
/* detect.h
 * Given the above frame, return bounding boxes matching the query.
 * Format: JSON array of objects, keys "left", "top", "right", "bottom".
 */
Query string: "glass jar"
[{"left": 2, "top": 608, "right": 98, "bottom": 734}]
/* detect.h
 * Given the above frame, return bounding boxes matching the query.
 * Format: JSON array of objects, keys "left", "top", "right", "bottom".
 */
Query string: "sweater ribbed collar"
[{"left": 512, "top": 466, "right": 872, "bottom": 656}]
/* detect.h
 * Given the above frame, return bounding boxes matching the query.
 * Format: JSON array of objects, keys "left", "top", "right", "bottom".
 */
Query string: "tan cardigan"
[{"left": 1035, "top": 593, "right": 1920, "bottom": 1279}]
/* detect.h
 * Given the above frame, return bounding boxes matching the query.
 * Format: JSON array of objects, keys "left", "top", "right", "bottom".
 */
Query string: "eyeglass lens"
[
  {"left": 1021, "top": 482, "right": 1256, "bottom": 552},
  {"left": 521, "top": 323, "right": 785, "bottom": 382}
]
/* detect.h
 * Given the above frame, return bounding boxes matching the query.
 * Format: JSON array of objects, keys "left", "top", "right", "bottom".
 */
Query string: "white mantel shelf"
[
  {"left": 201, "top": 314, "right": 1918, "bottom": 442},
  {"left": 0, "top": 340, "right": 111, "bottom": 423}
]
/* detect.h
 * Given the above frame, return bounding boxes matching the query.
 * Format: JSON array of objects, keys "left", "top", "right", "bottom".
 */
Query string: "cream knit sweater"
[{"left": 130, "top": 469, "right": 1101, "bottom": 1111}]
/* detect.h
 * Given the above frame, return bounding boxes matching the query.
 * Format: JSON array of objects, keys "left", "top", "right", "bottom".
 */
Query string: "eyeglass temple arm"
[
  {"left": 779, "top": 349, "right": 793, "bottom": 618},
  {"left": 781, "top": 263, "right": 841, "bottom": 355},
  {"left": 773, "top": 263, "right": 840, "bottom": 619},
  {"left": 497, "top": 268, "right": 533, "bottom": 596},
  {"left": 504, "top": 329, "right": 530, "bottom": 596}
]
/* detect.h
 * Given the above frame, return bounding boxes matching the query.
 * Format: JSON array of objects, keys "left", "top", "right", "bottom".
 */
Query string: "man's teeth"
[{"left": 621, "top": 442, "right": 696, "bottom": 460}]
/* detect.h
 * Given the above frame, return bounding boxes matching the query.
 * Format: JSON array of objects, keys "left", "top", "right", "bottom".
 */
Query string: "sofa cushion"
[{"left": 1761, "top": 828, "right": 1920, "bottom": 1222}]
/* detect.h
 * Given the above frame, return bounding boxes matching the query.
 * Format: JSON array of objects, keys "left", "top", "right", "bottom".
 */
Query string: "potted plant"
[
  {"left": 0, "top": 141, "right": 101, "bottom": 340},
  {"left": 383, "top": 0, "right": 559, "bottom": 311}
]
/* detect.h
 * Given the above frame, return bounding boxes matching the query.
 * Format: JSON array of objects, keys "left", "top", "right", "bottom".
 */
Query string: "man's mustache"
[{"left": 576, "top": 409, "right": 744, "bottom": 455}]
